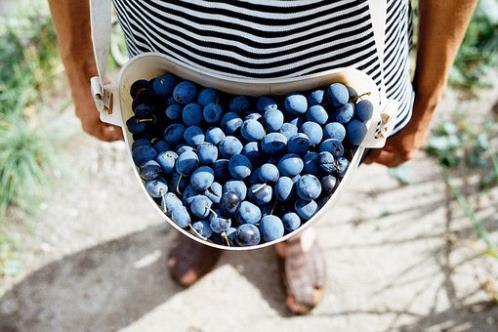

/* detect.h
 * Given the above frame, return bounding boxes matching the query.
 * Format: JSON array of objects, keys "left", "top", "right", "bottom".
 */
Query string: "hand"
[
  {"left": 75, "top": 98, "right": 123, "bottom": 142},
  {"left": 364, "top": 97, "right": 435, "bottom": 167},
  {"left": 72, "top": 79, "right": 123, "bottom": 142}
]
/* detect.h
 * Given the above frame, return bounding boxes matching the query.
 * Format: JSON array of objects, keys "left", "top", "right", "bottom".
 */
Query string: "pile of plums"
[{"left": 127, "top": 73, "right": 373, "bottom": 247}]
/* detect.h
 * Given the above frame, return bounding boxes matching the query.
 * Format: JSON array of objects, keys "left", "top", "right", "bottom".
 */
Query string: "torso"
[{"left": 114, "top": 0, "right": 414, "bottom": 133}]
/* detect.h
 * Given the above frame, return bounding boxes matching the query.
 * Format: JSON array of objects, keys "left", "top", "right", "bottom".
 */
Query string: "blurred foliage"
[
  {"left": 426, "top": 114, "right": 498, "bottom": 258},
  {"left": 449, "top": 0, "right": 498, "bottom": 91},
  {"left": 0, "top": 6, "right": 63, "bottom": 276}
]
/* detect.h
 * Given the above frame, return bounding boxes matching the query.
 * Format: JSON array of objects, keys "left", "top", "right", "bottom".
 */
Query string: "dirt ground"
[{"left": 0, "top": 87, "right": 497, "bottom": 332}]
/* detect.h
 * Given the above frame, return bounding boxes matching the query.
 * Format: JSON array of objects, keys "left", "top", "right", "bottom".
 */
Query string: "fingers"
[
  {"left": 99, "top": 124, "right": 124, "bottom": 142},
  {"left": 364, "top": 149, "right": 404, "bottom": 167},
  {"left": 82, "top": 121, "right": 124, "bottom": 142}
]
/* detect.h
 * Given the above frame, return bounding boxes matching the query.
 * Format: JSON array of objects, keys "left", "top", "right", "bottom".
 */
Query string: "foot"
[
  {"left": 275, "top": 230, "right": 326, "bottom": 315},
  {"left": 167, "top": 234, "right": 222, "bottom": 287}
]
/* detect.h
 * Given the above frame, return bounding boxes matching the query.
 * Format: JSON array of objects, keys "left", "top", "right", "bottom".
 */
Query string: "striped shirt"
[{"left": 113, "top": 0, "right": 414, "bottom": 134}]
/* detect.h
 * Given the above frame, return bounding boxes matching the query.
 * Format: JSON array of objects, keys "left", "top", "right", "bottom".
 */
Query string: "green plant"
[
  {"left": 449, "top": 0, "right": 498, "bottom": 91},
  {"left": 426, "top": 112, "right": 498, "bottom": 258},
  {"left": 0, "top": 8, "right": 61, "bottom": 217}
]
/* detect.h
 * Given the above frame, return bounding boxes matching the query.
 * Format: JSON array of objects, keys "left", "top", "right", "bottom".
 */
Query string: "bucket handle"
[{"left": 89, "top": 0, "right": 121, "bottom": 126}]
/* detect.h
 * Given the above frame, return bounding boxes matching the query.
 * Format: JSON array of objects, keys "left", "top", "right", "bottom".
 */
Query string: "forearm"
[
  {"left": 48, "top": 0, "right": 97, "bottom": 104},
  {"left": 413, "top": 0, "right": 478, "bottom": 127}
]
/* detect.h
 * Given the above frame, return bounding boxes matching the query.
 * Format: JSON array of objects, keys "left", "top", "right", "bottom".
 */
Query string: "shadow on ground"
[
  {"left": 0, "top": 224, "right": 289, "bottom": 332},
  {"left": 0, "top": 225, "right": 177, "bottom": 332}
]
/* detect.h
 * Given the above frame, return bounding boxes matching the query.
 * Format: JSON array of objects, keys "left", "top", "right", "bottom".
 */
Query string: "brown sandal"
[
  {"left": 277, "top": 234, "right": 326, "bottom": 315},
  {"left": 167, "top": 234, "right": 222, "bottom": 287}
]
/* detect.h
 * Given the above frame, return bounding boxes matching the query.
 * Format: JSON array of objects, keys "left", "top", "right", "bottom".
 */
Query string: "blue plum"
[
  {"left": 228, "top": 95, "right": 250, "bottom": 114},
  {"left": 165, "top": 104, "right": 182, "bottom": 121},
  {"left": 278, "top": 154, "right": 304, "bottom": 177},
  {"left": 303, "top": 151, "right": 320, "bottom": 174},
  {"left": 152, "top": 74, "right": 176, "bottom": 97},
  {"left": 297, "top": 174, "right": 322, "bottom": 200},
  {"left": 327, "top": 83, "right": 349, "bottom": 108},
  {"left": 282, "top": 212, "right": 301, "bottom": 232},
  {"left": 241, "top": 119, "right": 266, "bottom": 141},
  {"left": 219, "top": 136, "right": 243, "bottom": 158},
  {"left": 287, "top": 133, "right": 310, "bottom": 155},
  {"left": 249, "top": 183, "right": 273, "bottom": 205},
  {"left": 306, "top": 105, "right": 328, "bottom": 124},
  {"left": 300, "top": 121, "right": 323, "bottom": 146},
  {"left": 259, "top": 163, "right": 279, "bottom": 183},
  {"left": 261, "top": 133, "right": 287, "bottom": 155},
  {"left": 203, "top": 103, "right": 223, "bottom": 124},
  {"left": 223, "top": 180, "right": 247, "bottom": 201},
  {"left": 320, "top": 138, "right": 344, "bottom": 158},
  {"left": 145, "top": 177, "right": 168, "bottom": 198},
  {"left": 256, "top": 96, "right": 278, "bottom": 113},
  {"left": 176, "top": 150, "right": 199, "bottom": 176},
  {"left": 355, "top": 99, "right": 373, "bottom": 121},
  {"left": 197, "top": 142, "right": 218, "bottom": 165},
  {"left": 190, "top": 166, "right": 215, "bottom": 191},
  {"left": 235, "top": 224, "right": 261, "bottom": 246},
  {"left": 324, "top": 122, "right": 346, "bottom": 142},
  {"left": 295, "top": 199, "right": 318, "bottom": 220},
  {"left": 346, "top": 119, "right": 367, "bottom": 146},
  {"left": 229, "top": 154, "right": 252, "bottom": 179},
  {"left": 163, "top": 123, "right": 185, "bottom": 145},
  {"left": 259, "top": 215, "right": 284, "bottom": 242},
  {"left": 132, "top": 144, "right": 158, "bottom": 166},
  {"left": 139, "top": 160, "right": 161, "bottom": 181},
  {"left": 275, "top": 176, "right": 294, "bottom": 201},
  {"left": 183, "top": 125, "right": 205, "bottom": 146},
  {"left": 236, "top": 201, "right": 262, "bottom": 225},
  {"left": 182, "top": 103, "right": 203, "bottom": 126},
  {"left": 279, "top": 122, "right": 299, "bottom": 139},
  {"left": 334, "top": 103, "right": 355, "bottom": 124},
  {"left": 284, "top": 94, "right": 308, "bottom": 114},
  {"left": 197, "top": 88, "right": 218, "bottom": 106},
  {"left": 205, "top": 127, "right": 226, "bottom": 145},
  {"left": 318, "top": 151, "right": 335, "bottom": 174},
  {"left": 173, "top": 80, "right": 197, "bottom": 105},
  {"left": 263, "top": 109, "right": 284, "bottom": 132}
]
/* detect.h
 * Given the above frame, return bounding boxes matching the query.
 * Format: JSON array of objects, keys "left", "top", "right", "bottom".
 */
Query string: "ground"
[{"left": 0, "top": 88, "right": 497, "bottom": 331}]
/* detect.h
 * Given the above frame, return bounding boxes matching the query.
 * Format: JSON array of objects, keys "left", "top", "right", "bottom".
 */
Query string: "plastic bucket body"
[{"left": 101, "top": 52, "right": 387, "bottom": 251}]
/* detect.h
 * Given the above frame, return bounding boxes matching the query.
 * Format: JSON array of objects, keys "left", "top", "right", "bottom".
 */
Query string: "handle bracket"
[
  {"left": 361, "top": 98, "right": 399, "bottom": 149},
  {"left": 91, "top": 76, "right": 121, "bottom": 126}
]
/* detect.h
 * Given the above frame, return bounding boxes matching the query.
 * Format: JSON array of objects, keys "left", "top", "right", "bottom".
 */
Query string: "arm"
[
  {"left": 366, "top": 0, "right": 478, "bottom": 166},
  {"left": 48, "top": 0, "right": 122, "bottom": 141}
]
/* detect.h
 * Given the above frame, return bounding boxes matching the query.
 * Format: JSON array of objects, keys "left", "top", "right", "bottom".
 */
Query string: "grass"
[
  {"left": 449, "top": 0, "right": 498, "bottom": 92},
  {"left": 426, "top": 112, "right": 498, "bottom": 259},
  {"left": 0, "top": 4, "right": 68, "bottom": 277},
  {"left": 0, "top": 7, "right": 60, "bottom": 217}
]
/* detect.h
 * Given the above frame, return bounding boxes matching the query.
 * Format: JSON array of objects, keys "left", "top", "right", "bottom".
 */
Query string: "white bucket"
[
  {"left": 92, "top": 51, "right": 397, "bottom": 251},
  {"left": 88, "top": 0, "right": 398, "bottom": 250}
]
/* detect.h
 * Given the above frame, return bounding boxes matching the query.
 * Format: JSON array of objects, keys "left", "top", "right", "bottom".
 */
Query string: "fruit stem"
[
  {"left": 270, "top": 199, "right": 278, "bottom": 215},
  {"left": 221, "top": 232, "right": 230, "bottom": 247},
  {"left": 176, "top": 174, "right": 183, "bottom": 194},
  {"left": 160, "top": 189, "right": 168, "bottom": 214},
  {"left": 207, "top": 207, "right": 218, "bottom": 217},
  {"left": 352, "top": 91, "right": 372, "bottom": 103},
  {"left": 188, "top": 224, "right": 208, "bottom": 241},
  {"left": 137, "top": 118, "right": 154, "bottom": 123}
]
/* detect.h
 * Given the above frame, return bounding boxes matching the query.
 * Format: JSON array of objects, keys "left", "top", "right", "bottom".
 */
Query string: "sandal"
[
  {"left": 167, "top": 234, "right": 222, "bottom": 287},
  {"left": 276, "top": 233, "right": 326, "bottom": 315}
]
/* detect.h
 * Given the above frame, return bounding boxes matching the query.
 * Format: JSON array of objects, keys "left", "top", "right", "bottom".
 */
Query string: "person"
[{"left": 48, "top": 0, "right": 477, "bottom": 314}]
